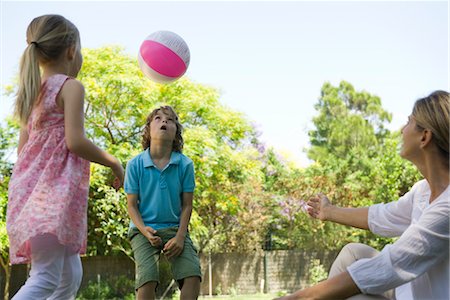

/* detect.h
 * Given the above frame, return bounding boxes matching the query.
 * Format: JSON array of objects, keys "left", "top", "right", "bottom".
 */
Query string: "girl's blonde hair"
[
  {"left": 15, "top": 14, "right": 80, "bottom": 125},
  {"left": 412, "top": 90, "right": 449, "bottom": 159},
  {"left": 141, "top": 106, "right": 184, "bottom": 152}
]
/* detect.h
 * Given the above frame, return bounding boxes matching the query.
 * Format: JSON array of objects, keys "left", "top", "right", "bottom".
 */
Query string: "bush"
[{"left": 76, "top": 276, "right": 134, "bottom": 300}]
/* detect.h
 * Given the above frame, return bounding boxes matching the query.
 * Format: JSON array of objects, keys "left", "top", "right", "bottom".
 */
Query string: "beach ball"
[{"left": 138, "top": 30, "right": 190, "bottom": 83}]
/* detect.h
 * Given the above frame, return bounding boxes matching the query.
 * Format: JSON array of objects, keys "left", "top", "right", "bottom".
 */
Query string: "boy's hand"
[
  {"left": 163, "top": 235, "right": 185, "bottom": 259},
  {"left": 144, "top": 226, "right": 162, "bottom": 247}
]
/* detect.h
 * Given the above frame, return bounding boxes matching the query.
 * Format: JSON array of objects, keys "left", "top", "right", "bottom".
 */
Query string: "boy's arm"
[
  {"left": 177, "top": 192, "right": 194, "bottom": 238},
  {"left": 127, "top": 193, "right": 162, "bottom": 247},
  {"left": 163, "top": 192, "right": 194, "bottom": 259}
]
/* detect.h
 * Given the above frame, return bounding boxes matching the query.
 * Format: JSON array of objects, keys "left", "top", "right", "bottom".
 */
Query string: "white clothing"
[
  {"left": 12, "top": 234, "right": 82, "bottom": 300},
  {"left": 348, "top": 180, "right": 449, "bottom": 300}
]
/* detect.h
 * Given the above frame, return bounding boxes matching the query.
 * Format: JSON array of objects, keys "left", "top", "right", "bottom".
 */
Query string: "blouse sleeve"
[
  {"left": 348, "top": 195, "right": 449, "bottom": 294},
  {"left": 367, "top": 181, "right": 420, "bottom": 237}
]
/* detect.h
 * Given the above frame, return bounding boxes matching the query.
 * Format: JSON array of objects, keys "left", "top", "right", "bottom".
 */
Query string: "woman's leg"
[
  {"left": 329, "top": 243, "right": 379, "bottom": 278},
  {"left": 12, "top": 234, "right": 65, "bottom": 299},
  {"left": 329, "top": 243, "right": 395, "bottom": 300}
]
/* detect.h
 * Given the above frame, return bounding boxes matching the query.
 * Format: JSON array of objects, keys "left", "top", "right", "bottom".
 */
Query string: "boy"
[{"left": 125, "top": 106, "right": 201, "bottom": 300}]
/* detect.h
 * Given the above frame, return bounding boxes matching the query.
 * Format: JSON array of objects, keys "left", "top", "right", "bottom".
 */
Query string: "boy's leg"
[
  {"left": 137, "top": 281, "right": 158, "bottom": 300},
  {"left": 159, "top": 228, "right": 202, "bottom": 299},
  {"left": 12, "top": 234, "right": 65, "bottom": 300},
  {"left": 180, "top": 276, "right": 201, "bottom": 300},
  {"left": 129, "top": 227, "right": 161, "bottom": 299}
]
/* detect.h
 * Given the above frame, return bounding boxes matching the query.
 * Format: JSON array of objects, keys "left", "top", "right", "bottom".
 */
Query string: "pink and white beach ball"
[{"left": 138, "top": 31, "right": 190, "bottom": 84}]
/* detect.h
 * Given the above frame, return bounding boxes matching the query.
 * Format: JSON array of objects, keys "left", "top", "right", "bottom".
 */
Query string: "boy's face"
[{"left": 150, "top": 110, "right": 177, "bottom": 143}]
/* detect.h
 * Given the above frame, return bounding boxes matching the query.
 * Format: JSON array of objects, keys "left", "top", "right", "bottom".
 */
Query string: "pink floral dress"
[{"left": 7, "top": 74, "right": 90, "bottom": 264}]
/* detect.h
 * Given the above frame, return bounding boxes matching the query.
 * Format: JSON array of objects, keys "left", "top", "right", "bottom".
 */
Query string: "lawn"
[{"left": 198, "top": 293, "right": 281, "bottom": 300}]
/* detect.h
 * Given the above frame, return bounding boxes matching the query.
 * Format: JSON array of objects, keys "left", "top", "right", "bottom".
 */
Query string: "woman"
[{"left": 277, "top": 90, "right": 449, "bottom": 300}]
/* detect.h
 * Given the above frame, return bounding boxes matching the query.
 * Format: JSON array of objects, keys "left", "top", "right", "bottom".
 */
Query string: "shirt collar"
[{"left": 143, "top": 148, "right": 181, "bottom": 168}]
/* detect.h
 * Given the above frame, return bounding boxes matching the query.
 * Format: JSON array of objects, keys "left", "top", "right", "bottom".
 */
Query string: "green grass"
[{"left": 198, "top": 293, "right": 280, "bottom": 300}]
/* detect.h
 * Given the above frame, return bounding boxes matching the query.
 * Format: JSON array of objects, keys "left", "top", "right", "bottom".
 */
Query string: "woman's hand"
[{"left": 307, "top": 193, "right": 332, "bottom": 221}]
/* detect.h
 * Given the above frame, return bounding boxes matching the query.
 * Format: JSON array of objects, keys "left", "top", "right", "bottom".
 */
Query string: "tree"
[
  {"left": 308, "top": 81, "right": 392, "bottom": 161},
  {"left": 77, "top": 46, "right": 271, "bottom": 256},
  {"left": 258, "top": 82, "right": 420, "bottom": 251},
  {"left": 0, "top": 118, "right": 19, "bottom": 300}
]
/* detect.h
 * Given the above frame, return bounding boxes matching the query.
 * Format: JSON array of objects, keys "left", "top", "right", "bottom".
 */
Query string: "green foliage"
[
  {"left": 1, "top": 46, "right": 422, "bottom": 266},
  {"left": 76, "top": 276, "right": 134, "bottom": 300},
  {"left": 78, "top": 46, "right": 269, "bottom": 255},
  {"left": 308, "top": 81, "right": 392, "bottom": 161},
  {"left": 264, "top": 82, "right": 420, "bottom": 251},
  {"left": 0, "top": 118, "right": 18, "bottom": 300},
  {"left": 308, "top": 259, "right": 328, "bottom": 285}
]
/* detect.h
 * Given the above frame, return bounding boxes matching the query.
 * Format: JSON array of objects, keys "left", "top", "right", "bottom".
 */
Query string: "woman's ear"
[{"left": 420, "top": 129, "right": 433, "bottom": 148}]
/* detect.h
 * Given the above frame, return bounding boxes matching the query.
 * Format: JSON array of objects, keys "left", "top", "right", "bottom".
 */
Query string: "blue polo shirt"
[{"left": 124, "top": 149, "right": 195, "bottom": 230}]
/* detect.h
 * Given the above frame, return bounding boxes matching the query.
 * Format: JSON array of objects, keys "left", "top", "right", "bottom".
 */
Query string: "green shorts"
[{"left": 128, "top": 226, "right": 202, "bottom": 290}]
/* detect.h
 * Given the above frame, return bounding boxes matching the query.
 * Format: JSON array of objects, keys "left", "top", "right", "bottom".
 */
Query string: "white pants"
[
  {"left": 12, "top": 234, "right": 82, "bottom": 300},
  {"left": 328, "top": 243, "right": 395, "bottom": 300}
]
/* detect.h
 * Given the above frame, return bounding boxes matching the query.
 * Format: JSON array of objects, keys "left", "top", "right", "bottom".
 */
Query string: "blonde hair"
[
  {"left": 14, "top": 14, "right": 80, "bottom": 125},
  {"left": 412, "top": 90, "right": 449, "bottom": 159},
  {"left": 141, "top": 106, "right": 184, "bottom": 152}
]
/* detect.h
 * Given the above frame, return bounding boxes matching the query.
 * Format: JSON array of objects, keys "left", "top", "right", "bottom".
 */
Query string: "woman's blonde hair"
[
  {"left": 14, "top": 14, "right": 80, "bottom": 125},
  {"left": 412, "top": 90, "right": 449, "bottom": 159},
  {"left": 141, "top": 106, "right": 184, "bottom": 152}
]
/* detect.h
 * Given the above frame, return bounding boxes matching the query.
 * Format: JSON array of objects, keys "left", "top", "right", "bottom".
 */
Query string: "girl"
[
  {"left": 276, "top": 90, "right": 449, "bottom": 299},
  {"left": 7, "top": 14, "right": 124, "bottom": 299}
]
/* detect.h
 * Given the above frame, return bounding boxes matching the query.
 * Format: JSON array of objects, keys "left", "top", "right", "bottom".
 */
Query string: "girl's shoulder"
[{"left": 60, "top": 77, "right": 84, "bottom": 92}]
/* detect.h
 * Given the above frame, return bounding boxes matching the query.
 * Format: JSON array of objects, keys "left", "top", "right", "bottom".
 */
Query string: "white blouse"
[{"left": 347, "top": 180, "right": 449, "bottom": 300}]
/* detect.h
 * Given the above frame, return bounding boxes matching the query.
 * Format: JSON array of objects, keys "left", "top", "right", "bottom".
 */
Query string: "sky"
[{"left": 1, "top": 1, "right": 448, "bottom": 166}]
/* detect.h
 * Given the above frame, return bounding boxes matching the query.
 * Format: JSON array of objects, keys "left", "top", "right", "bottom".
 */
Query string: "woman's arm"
[
  {"left": 276, "top": 271, "right": 360, "bottom": 300},
  {"left": 308, "top": 194, "right": 369, "bottom": 230}
]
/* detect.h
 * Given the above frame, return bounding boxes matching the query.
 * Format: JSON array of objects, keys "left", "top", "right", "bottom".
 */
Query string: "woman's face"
[{"left": 400, "top": 115, "right": 423, "bottom": 160}]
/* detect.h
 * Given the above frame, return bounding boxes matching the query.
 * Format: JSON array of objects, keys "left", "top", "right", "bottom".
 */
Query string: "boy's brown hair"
[{"left": 141, "top": 106, "right": 184, "bottom": 152}]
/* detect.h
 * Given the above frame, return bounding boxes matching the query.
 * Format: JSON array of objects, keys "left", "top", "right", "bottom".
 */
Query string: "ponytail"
[{"left": 15, "top": 42, "right": 42, "bottom": 126}]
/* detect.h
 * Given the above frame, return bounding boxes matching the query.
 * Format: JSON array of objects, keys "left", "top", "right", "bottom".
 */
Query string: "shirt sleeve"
[
  {"left": 367, "top": 182, "right": 419, "bottom": 237},
  {"left": 348, "top": 197, "right": 450, "bottom": 294},
  {"left": 182, "top": 161, "right": 195, "bottom": 193},
  {"left": 124, "top": 159, "right": 139, "bottom": 195}
]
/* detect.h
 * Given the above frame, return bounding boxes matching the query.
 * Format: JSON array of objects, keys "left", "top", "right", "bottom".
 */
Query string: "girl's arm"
[
  {"left": 61, "top": 79, "right": 123, "bottom": 184},
  {"left": 17, "top": 125, "right": 29, "bottom": 155}
]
